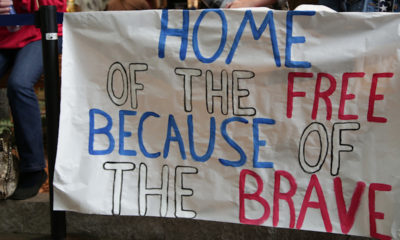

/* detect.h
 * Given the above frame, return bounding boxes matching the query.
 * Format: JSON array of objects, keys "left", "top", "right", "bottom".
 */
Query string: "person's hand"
[
  {"left": 226, "top": 0, "right": 276, "bottom": 8},
  {"left": 0, "top": 0, "right": 13, "bottom": 14}
]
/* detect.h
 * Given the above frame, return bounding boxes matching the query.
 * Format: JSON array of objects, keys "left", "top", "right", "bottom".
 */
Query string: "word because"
[{"left": 89, "top": 109, "right": 275, "bottom": 168}]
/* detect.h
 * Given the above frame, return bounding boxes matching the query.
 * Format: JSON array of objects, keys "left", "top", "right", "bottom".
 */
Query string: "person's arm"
[
  {"left": 0, "top": 0, "right": 13, "bottom": 14},
  {"left": 226, "top": 0, "right": 276, "bottom": 8}
]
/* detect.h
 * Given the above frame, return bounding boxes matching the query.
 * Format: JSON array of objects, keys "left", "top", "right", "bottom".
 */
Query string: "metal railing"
[{"left": 0, "top": 7, "right": 66, "bottom": 239}]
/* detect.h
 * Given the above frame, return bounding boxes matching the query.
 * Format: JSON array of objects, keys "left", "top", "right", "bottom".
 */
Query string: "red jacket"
[{"left": 0, "top": 0, "right": 66, "bottom": 49}]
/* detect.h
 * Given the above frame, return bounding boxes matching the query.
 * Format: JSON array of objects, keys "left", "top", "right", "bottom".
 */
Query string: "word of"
[
  {"left": 239, "top": 169, "right": 392, "bottom": 240},
  {"left": 107, "top": 62, "right": 148, "bottom": 109},
  {"left": 158, "top": 9, "right": 315, "bottom": 67},
  {"left": 89, "top": 109, "right": 275, "bottom": 168},
  {"left": 287, "top": 72, "right": 393, "bottom": 123},
  {"left": 298, "top": 122, "right": 360, "bottom": 176},
  {"left": 175, "top": 68, "right": 256, "bottom": 116},
  {"left": 104, "top": 162, "right": 197, "bottom": 217}
]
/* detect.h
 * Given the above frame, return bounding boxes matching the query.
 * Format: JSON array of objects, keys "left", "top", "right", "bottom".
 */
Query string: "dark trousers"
[{"left": 0, "top": 38, "right": 62, "bottom": 173}]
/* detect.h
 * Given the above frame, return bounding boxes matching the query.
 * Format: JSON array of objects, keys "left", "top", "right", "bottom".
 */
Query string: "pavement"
[
  {"left": 0, "top": 233, "right": 97, "bottom": 240},
  {"left": 0, "top": 193, "right": 374, "bottom": 240}
]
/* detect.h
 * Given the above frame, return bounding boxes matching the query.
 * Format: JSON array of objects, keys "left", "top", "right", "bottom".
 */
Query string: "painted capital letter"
[
  {"left": 139, "top": 163, "right": 169, "bottom": 217},
  {"left": 232, "top": 70, "right": 256, "bottom": 116},
  {"left": 285, "top": 11, "right": 315, "bottom": 68},
  {"left": 298, "top": 122, "right": 328, "bottom": 174},
  {"left": 287, "top": 72, "right": 312, "bottom": 118},
  {"left": 188, "top": 115, "right": 215, "bottom": 162},
  {"left": 158, "top": 9, "right": 189, "bottom": 60},
  {"left": 175, "top": 166, "right": 198, "bottom": 218},
  {"left": 369, "top": 183, "right": 392, "bottom": 240},
  {"left": 138, "top": 112, "right": 161, "bottom": 158},
  {"left": 239, "top": 169, "right": 270, "bottom": 225},
  {"left": 119, "top": 110, "right": 137, "bottom": 156},
  {"left": 175, "top": 68, "right": 202, "bottom": 112},
  {"left": 339, "top": 72, "right": 363, "bottom": 120},
  {"left": 107, "top": 62, "right": 129, "bottom": 106},
  {"left": 226, "top": 10, "right": 280, "bottom": 66},
  {"left": 331, "top": 122, "right": 360, "bottom": 176},
  {"left": 163, "top": 114, "right": 186, "bottom": 160},
  {"left": 296, "top": 174, "right": 332, "bottom": 232},
  {"left": 273, "top": 170, "right": 297, "bottom": 228},
  {"left": 312, "top": 73, "right": 337, "bottom": 120},
  {"left": 334, "top": 177, "right": 366, "bottom": 234},
  {"left": 206, "top": 70, "right": 228, "bottom": 115},
  {"left": 253, "top": 118, "right": 275, "bottom": 168},
  {"left": 193, "top": 9, "right": 227, "bottom": 63},
  {"left": 89, "top": 108, "right": 115, "bottom": 155},
  {"left": 367, "top": 73, "right": 393, "bottom": 123},
  {"left": 129, "top": 63, "right": 147, "bottom": 109},
  {"left": 219, "top": 117, "right": 248, "bottom": 167},
  {"left": 103, "top": 162, "right": 135, "bottom": 215}
]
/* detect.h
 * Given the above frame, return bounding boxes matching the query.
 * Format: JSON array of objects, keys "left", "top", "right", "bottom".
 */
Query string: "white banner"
[{"left": 55, "top": 9, "right": 400, "bottom": 240}]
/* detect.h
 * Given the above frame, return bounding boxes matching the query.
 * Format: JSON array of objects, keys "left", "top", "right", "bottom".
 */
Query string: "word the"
[
  {"left": 175, "top": 67, "right": 256, "bottom": 116},
  {"left": 104, "top": 162, "right": 197, "bottom": 217},
  {"left": 239, "top": 169, "right": 392, "bottom": 240}
]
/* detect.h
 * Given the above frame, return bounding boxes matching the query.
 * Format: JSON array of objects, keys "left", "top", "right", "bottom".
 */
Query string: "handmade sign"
[{"left": 54, "top": 9, "right": 400, "bottom": 239}]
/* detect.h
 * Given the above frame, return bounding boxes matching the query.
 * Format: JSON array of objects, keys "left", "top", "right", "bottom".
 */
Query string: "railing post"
[{"left": 36, "top": 5, "right": 66, "bottom": 240}]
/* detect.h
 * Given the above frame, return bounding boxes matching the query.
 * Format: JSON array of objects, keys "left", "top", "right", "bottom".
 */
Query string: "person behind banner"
[
  {"left": 73, "top": 0, "right": 154, "bottom": 11},
  {"left": 200, "top": 0, "right": 288, "bottom": 9},
  {"left": 105, "top": 0, "right": 152, "bottom": 11},
  {"left": 225, "top": 0, "right": 289, "bottom": 9},
  {"left": 0, "top": 0, "right": 66, "bottom": 200},
  {"left": 319, "top": 0, "right": 399, "bottom": 11}
]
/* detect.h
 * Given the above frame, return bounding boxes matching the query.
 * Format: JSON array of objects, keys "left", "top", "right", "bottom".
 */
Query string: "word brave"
[
  {"left": 104, "top": 162, "right": 198, "bottom": 217},
  {"left": 240, "top": 170, "right": 392, "bottom": 240}
]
